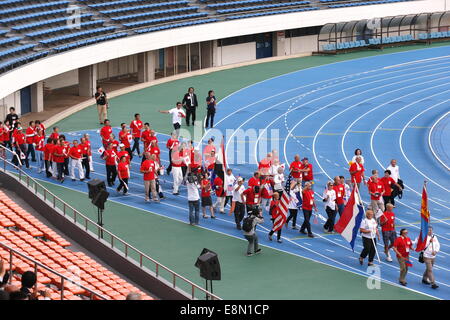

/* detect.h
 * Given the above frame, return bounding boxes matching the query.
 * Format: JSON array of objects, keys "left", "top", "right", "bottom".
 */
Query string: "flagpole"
[{"left": 354, "top": 181, "right": 381, "bottom": 264}]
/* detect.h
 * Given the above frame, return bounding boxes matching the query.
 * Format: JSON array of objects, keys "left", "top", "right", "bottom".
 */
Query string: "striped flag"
[
  {"left": 334, "top": 185, "right": 365, "bottom": 251},
  {"left": 271, "top": 174, "right": 292, "bottom": 232},
  {"left": 415, "top": 182, "right": 429, "bottom": 252}
]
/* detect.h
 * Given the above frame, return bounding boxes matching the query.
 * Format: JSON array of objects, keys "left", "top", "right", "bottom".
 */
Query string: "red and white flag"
[{"left": 272, "top": 175, "right": 292, "bottom": 232}]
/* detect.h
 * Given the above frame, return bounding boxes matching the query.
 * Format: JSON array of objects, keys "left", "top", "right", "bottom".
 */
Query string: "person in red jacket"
[
  {"left": 147, "top": 140, "right": 161, "bottom": 165},
  {"left": 242, "top": 185, "right": 261, "bottom": 216},
  {"left": 300, "top": 157, "right": 313, "bottom": 188},
  {"left": 248, "top": 171, "right": 261, "bottom": 188},
  {"left": 380, "top": 169, "right": 403, "bottom": 206},
  {"left": 258, "top": 152, "right": 272, "bottom": 176},
  {"left": 49, "top": 126, "right": 59, "bottom": 141},
  {"left": 102, "top": 142, "right": 118, "bottom": 186},
  {"left": 25, "top": 120, "right": 37, "bottom": 162},
  {"left": 117, "top": 144, "right": 131, "bottom": 166},
  {"left": 213, "top": 173, "right": 225, "bottom": 214},
  {"left": 289, "top": 154, "right": 303, "bottom": 183},
  {"left": 300, "top": 182, "right": 317, "bottom": 238},
  {"left": 79, "top": 137, "right": 91, "bottom": 180},
  {"left": 52, "top": 139, "right": 66, "bottom": 182},
  {"left": 140, "top": 152, "right": 158, "bottom": 202},
  {"left": 60, "top": 135, "right": 70, "bottom": 177},
  {"left": 35, "top": 120, "right": 45, "bottom": 138},
  {"left": 380, "top": 203, "right": 396, "bottom": 262},
  {"left": 260, "top": 177, "right": 274, "bottom": 215},
  {"left": 349, "top": 156, "right": 365, "bottom": 190},
  {"left": 201, "top": 173, "right": 215, "bottom": 219},
  {"left": 393, "top": 228, "right": 413, "bottom": 286},
  {"left": 268, "top": 193, "right": 282, "bottom": 243},
  {"left": 130, "top": 113, "right": 143, "bottom": 157},
  {"left": 12, "top": 127, "right": 29, "bottom": 168},
  {"left": 34, "top": 128, "right": 45, "bottom": 173},
  {"left": 118, "top": 123, "right": 133, "bottom": 160},
  {"left": 165, "top": 132, "right": 179, "bottom": 175},
  {"left": 69, "top": 140, "right": 85, "bottom": 181},
  {"left": 109, "top": 133, "right": 119, "bottom": 154},
  {"left": 140, "top": 122, "right": 151, "bottom": 152},
  {"left": 43, "top": 138, "right": 56, "bottom": 177},
  {"left": 100, "top": 119, "right": 113, "bottom": 148},
  {"left": 333, "top": 176, "right": 346, "bottom": 217},
  {"left": 367, "top": 170, "right": 385, "bottom": 214},
  {"left": 117, "top": 155, "right": 130, "bottom": 195}
]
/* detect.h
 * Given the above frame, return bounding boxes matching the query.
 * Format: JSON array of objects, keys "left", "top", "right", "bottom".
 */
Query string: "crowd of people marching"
[{"left": 0, "top": 84, "right": 441, "bottom": 290}]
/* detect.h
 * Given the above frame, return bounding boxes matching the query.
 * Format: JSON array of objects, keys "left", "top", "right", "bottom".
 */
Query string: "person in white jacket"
[
  {"left": 322, "top": 181, "right": 337, "bottom": 233},
  {"left": 223, "top": 168, "right": 236, "bottom": 209},
  {"left": 415, "top": 226, "right": 440, "bottom": 289},
  {"left": 286, "top": 180, "right": 301, "bottom": 229}
]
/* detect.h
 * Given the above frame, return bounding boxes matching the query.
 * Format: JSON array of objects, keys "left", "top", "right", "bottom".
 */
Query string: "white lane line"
[
  {"left": 428, "top": 111, "right": 450, "bottom": 171},
  {"left": 399, "top": 102, "right": 450, "bottom": 192}
]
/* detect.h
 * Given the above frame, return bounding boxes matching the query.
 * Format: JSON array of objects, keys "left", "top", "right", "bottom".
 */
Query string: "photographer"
[
  {"left": 242, "top": 208, "right": 264, "bottom": 256},
  {"left": 186, "top": 172, "right": 201, "bottom": 225},
  {"left": 95, "top": 86, "right": 108, "bottom": 124}
]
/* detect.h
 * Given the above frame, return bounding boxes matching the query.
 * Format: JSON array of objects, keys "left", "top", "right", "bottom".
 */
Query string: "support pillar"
[
  {"left": 30, "top": 81, "right": 44, "bottom": 113},
  {"left": 137, "top": 51, "right": 156, "bottom": 83},
  {"left": 78, "top": 64, "right": 97, "bottom": 97}
]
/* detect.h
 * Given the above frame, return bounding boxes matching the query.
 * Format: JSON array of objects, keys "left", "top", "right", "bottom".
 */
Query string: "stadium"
[{"left": 0, "top": 0, "right": 449, "bottom": 303}]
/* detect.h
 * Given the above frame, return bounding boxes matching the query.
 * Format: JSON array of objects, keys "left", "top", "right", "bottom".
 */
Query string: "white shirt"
[
  {"left": 169, "top": 108, "right": 186, "bottom": 124},
  {"left": 360, "top": 218, "right": 378, "bottom": 239},
  {"left": 187, "top": 182, "right": 200, "bottom": 201},
  {"left": 323, "top": 189, "right": 337, "bottom": 210},
  {"left": 420, "top": 235, "right": 440, "bottom": 259},
  {"left": 288, "top": 188, "right": 300, "bottom": 209},
  {"left": 352, "top": 155, "right": 365, "bottom": 164},
  {"left": 274, "top": 173, "right": 284, "bottom": 190},
  {"left": 232, "top": 184, "right": 245, "bottom": 203},
  {"left": 224, "top": 174, "right": 236, "bottom": 196},
  {"left": 344, "top": 183, "right": 351, "bottom": 200},
  {"left": 269, "top": 163, "right": 285, "bottom": 176},
  {"left": 386, "top": 164, "right": 400, "bottom": 182}
]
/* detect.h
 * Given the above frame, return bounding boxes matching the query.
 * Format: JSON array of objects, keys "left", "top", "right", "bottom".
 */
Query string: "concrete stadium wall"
[{"left": 0, "top": 0, "right": 445, "bottom": 100}]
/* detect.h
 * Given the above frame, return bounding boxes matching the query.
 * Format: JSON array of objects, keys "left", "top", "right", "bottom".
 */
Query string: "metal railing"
[
  {"left": 0, "top": 145, "right": 221, "bottom": 300},
  {"left": 0, "top": 241, "right": 108, "bottom": 300}
]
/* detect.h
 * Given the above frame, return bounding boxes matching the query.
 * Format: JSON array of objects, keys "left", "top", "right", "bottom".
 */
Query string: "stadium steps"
[
  {"left": 0, "top": 190, "right": 152, "bottom": 300},
  {"left": 69, "top": 0, "right": 129, "bottom": 31}
]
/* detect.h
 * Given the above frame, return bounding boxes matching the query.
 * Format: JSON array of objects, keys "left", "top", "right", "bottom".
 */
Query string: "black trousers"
[
  {"left": 323, "top": 206, "right": 337, "bottom": 232},
  {"left": 186, "top": 107, "right": 196, "bottom": 125},
  {"left": 82, "top": 157, "right": 90, "bottom": 179},
  {"left": 117, "top": 178, "right": 129, "bottom": 193},
  {"left": 383, "top": 195, "right": 395, "bottom": 206},
  {"left": 126, "top": 147, "right": 133, "bottom": 161},
  {"left": 63, "top": 158, "right": 69, "bottom": 175},
  {"left": 106, "top": 165, "right": 117, "bottom": 185},
  {"left": 12, "top": 144, "right": 29, "bottom": 168},
  {"left": 269, "top": 218, "right": 282, "bottom": 240},
  {"left": 167, "top": 149, "right": 172, "bottom": 174},
  {"left": 131, "top": 138, "right": 140, "bottom": 155},
  {"left": 286, "top": 209, "right": 298, "bottom": 227},
  {"left": 26, "top": 143, "right": 36, "bottom": 161},
  {"left": 56, "top": 162, "right": 64, "bottom": 181},
  {"left": 300, "top": 209, "right": 312, "bottom": 235},
  {"left": 234, "top": 202, "right": 245, "bottom": 229},
  {"left": 224, "top": 195, "right": 233, "bottom": 207},
  {"left": 45, "top": 160, "right": 52, "bottom": 177},
  {"left": 360, "top": 237, "right": 377, "bottom": 263},
  {"left": 205, "top": 109, "right": 215, "bottom": 128}
]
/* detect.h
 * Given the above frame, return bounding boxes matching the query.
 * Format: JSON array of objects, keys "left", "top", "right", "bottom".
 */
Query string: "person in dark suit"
[{"left": 182, "top": 87, "right": 198, "bottom": 126}]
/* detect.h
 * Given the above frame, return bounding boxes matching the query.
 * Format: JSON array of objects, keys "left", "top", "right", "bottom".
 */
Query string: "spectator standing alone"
[
  {"left": 95, "top": 86, "right": 108, "bottom": 124},
  {"left": 205, "top": 90, "right": 217, "bottom": 129},
  {"left": 182, "top": 87, "right": 198, "bottom": 126}
]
